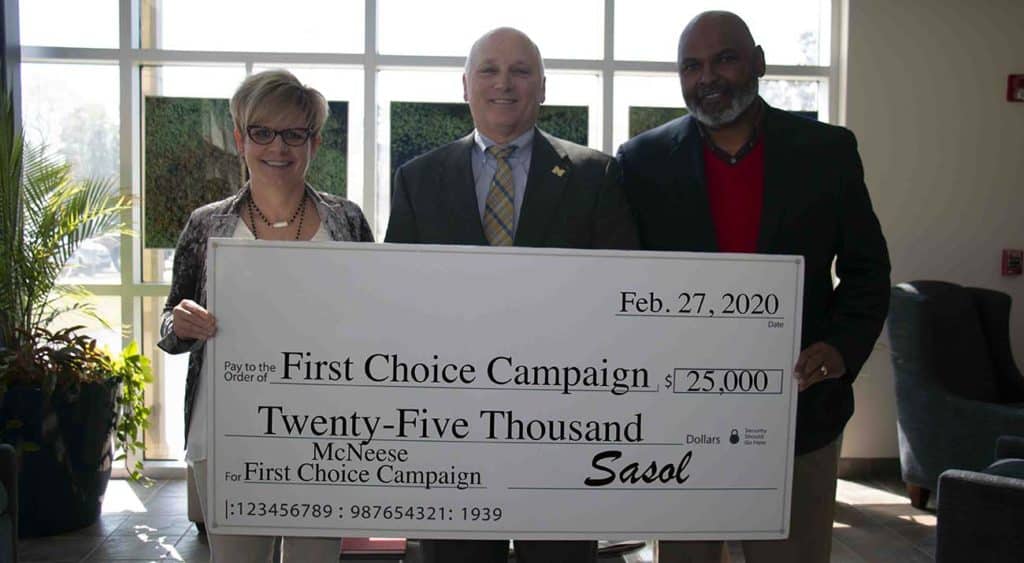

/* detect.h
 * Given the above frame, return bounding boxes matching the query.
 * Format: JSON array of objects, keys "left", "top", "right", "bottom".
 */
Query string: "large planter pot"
[{"left": 0, "top": 378, "right": 118, "bottom": 537}]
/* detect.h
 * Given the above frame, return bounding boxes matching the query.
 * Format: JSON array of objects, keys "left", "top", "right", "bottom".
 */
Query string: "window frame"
[{"left": 18, "top": 0, "right": 843, "bottom": 475}]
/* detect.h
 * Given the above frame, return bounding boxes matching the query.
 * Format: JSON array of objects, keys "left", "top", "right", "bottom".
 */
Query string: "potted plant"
[{"left": 0, "top": 80, "right": 153, "bottom": 536}]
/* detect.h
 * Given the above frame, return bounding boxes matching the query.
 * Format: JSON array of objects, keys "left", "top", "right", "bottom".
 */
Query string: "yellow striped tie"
[{"left": 483, "top": 145, "right": 516, "bottom": 246}]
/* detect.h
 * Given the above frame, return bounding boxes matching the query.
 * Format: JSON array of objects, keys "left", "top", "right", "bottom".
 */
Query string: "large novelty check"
[{"left": 205, "top": 240, "right": 803, "bottom": 540}]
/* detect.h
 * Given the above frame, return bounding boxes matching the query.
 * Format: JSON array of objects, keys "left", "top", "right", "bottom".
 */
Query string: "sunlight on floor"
[
  {"left": 835, "top": 478, "right": 911, "bottom": 506},
  {"left": 898, "top": 513, "right": 937, "bottom": 526},
  {"left": 100, "top": 479, "right": 148, "bottom": 513}
]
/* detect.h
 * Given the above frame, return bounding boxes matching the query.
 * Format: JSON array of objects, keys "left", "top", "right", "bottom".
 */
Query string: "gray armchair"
[
  {"left": 887, "top": 281, "right": 1024, "bottom": 508},
  {"left": 936, "top": 436, "right": 1024, "bottom": 562}
]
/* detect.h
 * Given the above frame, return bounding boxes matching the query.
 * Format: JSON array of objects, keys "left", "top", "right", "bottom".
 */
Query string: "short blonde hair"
[{"left": 229, "top": 69, "right": 329, "bottom": 135}]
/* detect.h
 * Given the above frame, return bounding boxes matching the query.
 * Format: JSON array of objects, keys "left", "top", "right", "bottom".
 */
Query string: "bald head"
[
  {"left": 462, "top": 27, "right": 547, "bottom": 143},
  {"left": 465, "top": 27, "right": 545, "bottom": 75},
  {"left": 678, "top": 11, "right": 757, "bottom": 70},
  {"left": 676, "top": 11, "right": 764, "bottom": 128}
]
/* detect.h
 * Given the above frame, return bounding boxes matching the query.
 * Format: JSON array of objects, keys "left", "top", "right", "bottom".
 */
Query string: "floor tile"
[
  {"left": 61, "top": 514, "right": 131, "bottom": 538},
  {"left": 17, "top": 536, "right": 105, "bottom": 562},
  {"left": 156, "top": 480, "right": 189, "bottom": 496},
  {"left": 124, "top": 479, "right": 164, "bottom": 503},
  {"left": 830, "top": 537, "right": 869, "bottom": 563},
  {"left": 107, "top": 515, "right": 193, "bottom": 545},
  {"left": 141, "top": 495, "right": 190, "bottom": 515},
  {"left": 167, "top": 538, "right": 210, "bottom": 563},
  {"left": 84, "top": 534, "right": 180, "bottom": 561},
  {"left": 834, "top": 524, "right": 935, "bottom": 563}
]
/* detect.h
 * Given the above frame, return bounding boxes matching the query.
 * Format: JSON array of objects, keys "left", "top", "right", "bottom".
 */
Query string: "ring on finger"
[{"left": 819, "top": 364, "right": 829, "bottom": 377}]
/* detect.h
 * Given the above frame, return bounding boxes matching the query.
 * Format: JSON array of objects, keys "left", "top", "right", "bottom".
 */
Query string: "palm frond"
[
  {"left": 0, "top": 91, "right": 26, "bottom": 345},
  {"left": 44, "top": 179, "right": 125, "bottom": 266},
  {"left": 33, "top": 286, "right": 115, "bottom": 337},
  {"left": 20, "top": 143, "right": 68, "bottom": 224},
  {"left": 0, "top": 86, "right": 126, "bottom": 348}
]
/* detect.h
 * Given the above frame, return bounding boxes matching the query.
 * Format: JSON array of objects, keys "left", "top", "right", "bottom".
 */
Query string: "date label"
[{"left": 618, "top": 291, "right": 781, "bottom": 318}]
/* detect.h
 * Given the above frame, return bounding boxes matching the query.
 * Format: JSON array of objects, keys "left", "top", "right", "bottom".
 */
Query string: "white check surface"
[{"left": 206, "top": 240, "right": 803, "bottom": 540}]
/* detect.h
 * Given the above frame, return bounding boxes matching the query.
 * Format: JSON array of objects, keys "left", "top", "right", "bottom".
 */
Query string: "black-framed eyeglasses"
[{"left": 245, "top": 125, "right": 314, "bottom": 146}]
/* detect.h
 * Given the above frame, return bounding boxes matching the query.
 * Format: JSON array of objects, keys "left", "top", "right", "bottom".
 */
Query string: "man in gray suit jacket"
[{"left": 386, "top": 27, "right": 638, "bottom": 563}]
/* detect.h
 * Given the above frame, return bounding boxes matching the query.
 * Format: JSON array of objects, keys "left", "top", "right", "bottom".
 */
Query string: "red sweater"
[{"left": 703, "top": 140, "right": 765, "bottom": 253}]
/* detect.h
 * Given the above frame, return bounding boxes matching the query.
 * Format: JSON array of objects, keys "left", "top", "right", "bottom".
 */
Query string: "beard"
[{"left": 686, "top": 76, "right": 759, "bottom": 128}]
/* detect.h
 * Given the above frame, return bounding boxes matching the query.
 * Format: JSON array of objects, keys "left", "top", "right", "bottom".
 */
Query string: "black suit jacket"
[
  {"left": 617, "top": 105, "right": 891, "bottom": 455},
  {"left": 386, "top": 128, "right": 638, "bottom": 249}
]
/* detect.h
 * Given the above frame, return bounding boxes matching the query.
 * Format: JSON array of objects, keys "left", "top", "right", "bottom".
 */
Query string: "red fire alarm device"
[
  {"left": 1003, "top": 249, "right": 1023, "bottom": 276},
  {"left": 1008, "top": 75, "right": 1024, "bottom": 102}
]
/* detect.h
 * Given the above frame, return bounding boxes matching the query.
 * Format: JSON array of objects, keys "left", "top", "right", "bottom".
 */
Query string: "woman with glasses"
[{"left": 158, "top": 69, "right": 372, "bottom": 562}]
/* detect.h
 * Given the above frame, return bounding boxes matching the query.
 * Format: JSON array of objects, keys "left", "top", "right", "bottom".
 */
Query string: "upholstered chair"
[
  {"left": 887, "top": 281, "right": 1024, "bottom": 508},
  {"left": 936, "top": 435, "right": 1024, "bottom": 562}
]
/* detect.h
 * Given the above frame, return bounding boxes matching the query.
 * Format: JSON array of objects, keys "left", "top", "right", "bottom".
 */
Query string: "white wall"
[{"left": 840, "top": 0, "right": 1024, "bottom": 457}]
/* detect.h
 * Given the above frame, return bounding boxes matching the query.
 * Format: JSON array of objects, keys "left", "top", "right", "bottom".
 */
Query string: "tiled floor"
[{"left": 16, "top": 478, "right": 935, "bottom": 562}]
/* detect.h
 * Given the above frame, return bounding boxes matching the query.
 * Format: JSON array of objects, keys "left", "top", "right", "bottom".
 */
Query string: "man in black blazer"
[
  {"left": 386, "top": 27, "right": 638, "bottom": 563},
  {"left": 616, "top": 11, "right": 890, "bottom": 563}
]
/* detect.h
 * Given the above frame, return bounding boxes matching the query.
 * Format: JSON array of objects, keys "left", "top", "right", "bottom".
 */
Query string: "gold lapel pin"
[{"left": 551, "top": 165, "right": 566, "bottom": 177}]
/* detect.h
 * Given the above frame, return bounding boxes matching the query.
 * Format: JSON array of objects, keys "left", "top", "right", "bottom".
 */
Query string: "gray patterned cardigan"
[{"left": 157, "top": 184, "right": 374, "bottom": 444}]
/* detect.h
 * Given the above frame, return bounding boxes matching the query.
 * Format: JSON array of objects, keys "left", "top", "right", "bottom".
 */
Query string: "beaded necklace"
[{"left": 247, "top": 191, "right": 307, "bottom": 240}]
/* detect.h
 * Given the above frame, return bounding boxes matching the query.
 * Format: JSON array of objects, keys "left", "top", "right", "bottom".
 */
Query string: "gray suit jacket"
[{"left": 385, "top": 129, "right": 638, "bottom": 249}]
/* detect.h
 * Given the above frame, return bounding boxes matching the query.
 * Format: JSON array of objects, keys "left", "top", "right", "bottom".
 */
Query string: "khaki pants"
[
  {"left": 191, "top": 460, "right": 340, "bottom": 562},
  {"left": 658, "top": 437, "right": 842, "bottom": 563}
]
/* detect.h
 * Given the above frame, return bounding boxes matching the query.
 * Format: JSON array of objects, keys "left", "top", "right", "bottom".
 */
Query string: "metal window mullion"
[
  {"left": 831, "top": 0, "right": 846, "bottom": 125},
  {"left": 373, "top": 55, "right": 606, "bottom": 71},
  {"left": 20, "top": 46, "right": 119, "bottom": 61},
  {"left": 132, "top": 48, "right": 367, "bottom": 66},
  {"left": 118, "top": 0, "right": 142, "bottom": 473},
  {"left": 4, "top": 0, "right": 22, "bottom": 130},
  {"left": 71, "top": 284, "right": 169, "bottom": 297},
  {"left": 20, "top": 50, "right": 831, "bottom": 81},
  {"left": 19, "top": 46, "right": 374, "bottom": 67},
  {"left": 765, "top": 64, "right": 829, "bottom": 78},
  {"left": 364, "top": 0, "right": 378, "bottom": 235},
  {"left": 368, "top": 54, "right": 463, "bottom": 69},
  {"left": 601, "top": 0, "right": 615, "bottom": 154},
  {"left": 118, "top": 0, "right": 136, "bottom": 352}
]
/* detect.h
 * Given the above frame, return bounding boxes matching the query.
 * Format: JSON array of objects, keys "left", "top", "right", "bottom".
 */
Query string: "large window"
[{"left": 18, "top": 0, "right": 839, "bottom": 471}]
